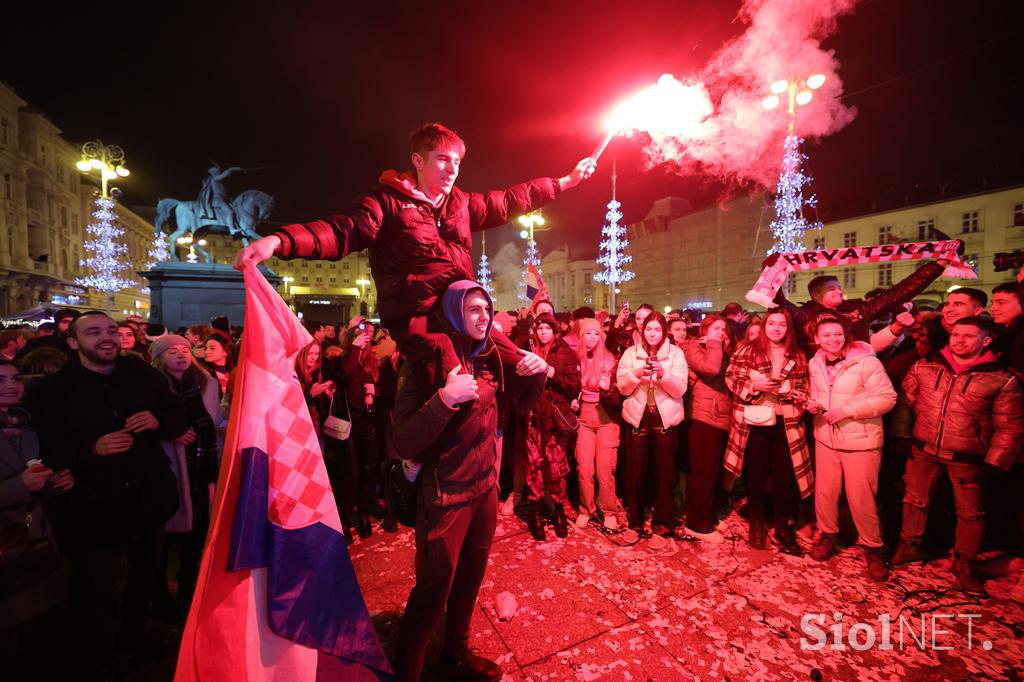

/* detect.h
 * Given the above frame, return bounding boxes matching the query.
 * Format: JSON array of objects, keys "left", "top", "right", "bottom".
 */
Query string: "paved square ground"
[{"left": 344, "top": 509, "right": 1024, "bottom": 681}]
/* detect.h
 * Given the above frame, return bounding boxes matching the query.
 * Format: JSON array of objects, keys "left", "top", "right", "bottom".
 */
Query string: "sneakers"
[
  {"left": 621, "top": 527, "right": 640, "bottom": 544},
  {"left": 500, "top": 494, "right": 517, "bottom": 517},
  {"left": 810, "top": 533, "right": 838, "bottom": 562},
  {"left": 951, "top": 554, "right": 987, "bottom": 596},
  {"left": 648, "top": 533, "right": 669, "bottom": 550},
  {"left": 773, "top": 525, "right": 803, "bottom": 557},
  {"left": 437, "top": 646, "right": 502, "bottom": 681},
  {"left": 862, "top": 546, "right": 889, "bottom": 582},
  {"left": 891, "top": 540, "right": 924, "bottom": 566},
  {"left": 575, "top": 512, "right": 591, "bottom": 529},
  {"left": 748, "top": 519, "right": 768, "bottom": 550},
  {"left": 684, "top": 527, "right": 725, "bottom": 545},
  {"left": 603, "top": 515, "right": 618, "bottom": 532}
]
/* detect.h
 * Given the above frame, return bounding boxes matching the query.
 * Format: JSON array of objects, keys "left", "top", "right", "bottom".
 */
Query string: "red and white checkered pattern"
[{"left": 261, "top": 376, "right": 336, "bottom": 530}]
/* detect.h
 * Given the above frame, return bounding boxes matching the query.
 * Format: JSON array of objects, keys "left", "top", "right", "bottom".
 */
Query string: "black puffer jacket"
[
  {"left": 527, "top": 338, "right": 581, "bottom": 437},
  {"left": 273, "top": 170, "right": 561, "bottom": 326}
]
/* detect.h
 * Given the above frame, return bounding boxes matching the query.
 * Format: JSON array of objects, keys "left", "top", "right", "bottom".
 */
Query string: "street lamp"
[
  {"left": 761, "top": 74, "right": 826, "bottom": 131},
  {"left": 75, "top": 139, "right": 130, "bottom": 198},
  {"left": 282, "top": 275, "right": 294, "bottom": 299},
  {"left": 176, "top": 234, "right": 206, "bottom": 263},
  {"left": 517, "top": 211, "right": 548, "bottom": 302},
  {"left": 356, "top": 278, "right": 370, "bottom": 298}
]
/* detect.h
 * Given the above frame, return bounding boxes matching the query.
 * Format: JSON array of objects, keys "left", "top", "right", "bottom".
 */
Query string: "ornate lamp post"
[
  {"left": 75, "top": 139, "right": 130, "bottom": 198},
  {"left": 517, "top": 210, "right": 548, "bottom": 302}
]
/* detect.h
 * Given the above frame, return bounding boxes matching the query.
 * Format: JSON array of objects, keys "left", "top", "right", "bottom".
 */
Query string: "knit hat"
[
  {"left": 576, "top": 318, "right": 601, "bottom": 336},
  {"left": 149, "top": 334, "right": 190, "bottom": 360}
]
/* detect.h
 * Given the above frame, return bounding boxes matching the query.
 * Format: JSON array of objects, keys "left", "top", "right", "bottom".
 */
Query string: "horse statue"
[{"left": 154, "top": 171, "right": 274, "bottom": 263}]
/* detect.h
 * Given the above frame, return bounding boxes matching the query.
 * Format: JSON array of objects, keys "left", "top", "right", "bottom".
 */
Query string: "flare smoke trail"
[{"left": 631, "top": 0, "right": 860, "bottom": 188}]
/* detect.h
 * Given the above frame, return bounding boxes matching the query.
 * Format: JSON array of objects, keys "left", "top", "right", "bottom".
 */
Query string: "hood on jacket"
[
  {"left": 939, "top": 348, "right": 1000, "bottom": 374},
  {"left": 812, "top": 340, "right": 874, "bottom": 367},
  {"left": 378, "top": 169, "right": 446, "bottom": 208},
  {"left": 439, "top": 280, "right": 494, "bottom": 359}
]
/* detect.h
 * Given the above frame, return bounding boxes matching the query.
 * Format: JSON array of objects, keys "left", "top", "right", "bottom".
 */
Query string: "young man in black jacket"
[
  {"left": 390, "top": 281, "right": 545, "bottom": 682},
  {"left": 26, "top": 311, "right": 190, "bottom": 673}
]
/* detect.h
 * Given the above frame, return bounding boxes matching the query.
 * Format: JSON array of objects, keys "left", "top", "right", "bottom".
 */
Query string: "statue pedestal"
[{"left": 140, "top": 261, "right": 282, "bottom": 329}]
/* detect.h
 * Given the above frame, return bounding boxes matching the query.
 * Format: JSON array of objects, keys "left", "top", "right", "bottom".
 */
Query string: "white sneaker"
[
  {"left": 575, "top": 513, "right": 591, "bottom": 529},
  {"left": 621, "top": 528, "right": 639, "bottom": 544},
  {"left": 648, "top": 533, "right": 669, "bottom": 550},
  {"left": 685, "top": 528, "right": 725, "bottom": 545},
  {"left": 500, "top": 494, "right": 517, "bottom": 516},
  {"left": 603, "top": 515, "right": 618, "bottom": 532}
]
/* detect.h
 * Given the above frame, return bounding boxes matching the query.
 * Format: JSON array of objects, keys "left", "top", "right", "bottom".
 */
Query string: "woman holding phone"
[{"left": 724, "top": 308, "right": 812, "bottom": 555}]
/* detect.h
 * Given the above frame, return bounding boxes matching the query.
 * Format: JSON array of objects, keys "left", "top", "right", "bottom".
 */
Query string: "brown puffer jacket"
[
  {"left": 894, "top": 352, "right": 1024, "bottom": 469},
  {"left": 683, "top": 337, "right": 731, "bottom": 431},
  {"left": 272, "top": 170, "right": 560, "bottom": 326}
]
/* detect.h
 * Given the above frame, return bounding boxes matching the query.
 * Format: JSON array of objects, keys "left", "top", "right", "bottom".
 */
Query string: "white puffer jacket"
[
  {"left": 616, "top": 341, "right": 688, "bottom": 429},
  {"left": 808, "top": 341, "right": 897, "bottom": 451}
]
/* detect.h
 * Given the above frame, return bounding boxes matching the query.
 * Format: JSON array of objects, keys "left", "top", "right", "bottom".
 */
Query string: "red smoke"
[{"left": 629, "top": 0, "right": 859, "bottom": 188}]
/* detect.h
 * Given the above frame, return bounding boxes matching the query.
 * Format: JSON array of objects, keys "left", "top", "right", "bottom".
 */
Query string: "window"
[
  {"left": 961, "top": 210, "right": 979, "bottom": 233},
  {"left": 329, "top": 276, "right": 337, "bottom": 284},
  {"left": 843, "top": 231, "right": 856, "bottom": 248},
  {"left": 842, "top": 268, "right": 856, "bottom": 290},
  {"left": 60, "top": 206, "right": 68, "bottom": 229},
  {"left": 300, "top": 275, "right": 309, "bottom": 283},
  {"left": 786, "top": 272, "right": 797, "bottom": 295},
  {"left": 0, "top": 118, "right": 8, "bottom": 146},
  {"left": 72, "top": 213, "right": 79, "bottom": 234},
  {"left": 315, "top": 262, "right": 322, "bottom": 269},
  {"left": 40, "top": 145, "right": 47, "bottom": 165},
  {"left": 342, "top": 262, "right": 350, "bottom": 270},
  {"left": 877, "top": 225, "right": 893, "bottom": 243},
  {"left": 812, "top": 237, "right": 825, "bottom": 250},
  {"left": 315, "top": 276, "right": 323, "bottom": 284},
  {"left": 1013, "top": 203, "right": 1024, "bottom": 226},
  {"left": 3, "top": 173, "right": 10, "bottom": 200},
  {"left": 967, "top": 253, "right": 979, "bottom": 274},
  {"left": 917, "top": 218, "right": 940, "bottom": 241},
  {"left": 877, "top": 263, "right": 893, "bottom": 287}
]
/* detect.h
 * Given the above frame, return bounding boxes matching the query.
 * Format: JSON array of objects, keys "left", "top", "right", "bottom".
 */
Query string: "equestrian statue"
[{"left": 154, "top": 163, "right": 274, "bottom": 262}]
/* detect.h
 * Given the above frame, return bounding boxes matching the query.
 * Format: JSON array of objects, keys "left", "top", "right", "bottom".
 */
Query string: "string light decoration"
[
  {"left": 476, "top": 233, "right": 494, "bottom": 295},
  {"left": 77, "top": 195, "right": 136, "bottom": 296},
  {"left": 594, "top": 160, "right": 634, "bottom": 306},
  {"left": 768, "top": 134, "right": 822, "bottom": 255},
  {"left": 147, "top": 231, "right": 171, "bottom": 268}
]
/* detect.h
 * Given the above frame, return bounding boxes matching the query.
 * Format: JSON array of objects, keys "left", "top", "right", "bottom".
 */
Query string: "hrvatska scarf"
[{"left": 745, "top": 240, "right": 976, "bottom": 308}]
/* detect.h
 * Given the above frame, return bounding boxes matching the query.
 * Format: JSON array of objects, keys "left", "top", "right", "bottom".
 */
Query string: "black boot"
[
  {"left": 951, "top": 554, "right": 987, "bottom": 596},
  {"left": 553, "top": 508, "right": 569, "bottom": 539},
  {"left": 355, "top": 512, "right": 373, "bottom": 539},
  {"left": 773, "top": 523, "right": 803, "bottom": 557},
  {"left": 748, "top": 518, "right": 768, "bottom": 550},
  {"left": 437, "top": 645, "right": 503, "bottom": 681},
  {"left": 527, "top": 503, "right": 546, "bottom": 541}
]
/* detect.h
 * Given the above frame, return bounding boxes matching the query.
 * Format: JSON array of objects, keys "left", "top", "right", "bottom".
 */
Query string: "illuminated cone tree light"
[
  {"left": 76, "top": 195, "right": 137, "bottom": 308},
  {"left": 762, "top": 74, "right": 827, "bottom": 254},
  {"left": 477, "top": 232, "right": 494, "bottom": 296},
  {"left": 593, "top": 160, "right": 634, "bottom": 311}
]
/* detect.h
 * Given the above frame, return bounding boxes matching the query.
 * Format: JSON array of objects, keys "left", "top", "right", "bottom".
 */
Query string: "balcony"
[{"left": 33, "top": 261, "right": 49, "bottom": 273}]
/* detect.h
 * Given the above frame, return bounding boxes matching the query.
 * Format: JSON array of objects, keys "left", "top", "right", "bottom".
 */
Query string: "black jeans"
[
  {"left": 70, "top": 527, "right": 165, "bottom": 672},
  {"left": 685, "top": 420, "right": 728, "bottom": 534},
  {"left": 744, "top": 422, "right": 798, "bottom": 527},
  {"left": 323, "top": 411, "right": 380, "bottom": 523},
  {"left": 625, "top": 406, "right": 678, "bottom": 531}
]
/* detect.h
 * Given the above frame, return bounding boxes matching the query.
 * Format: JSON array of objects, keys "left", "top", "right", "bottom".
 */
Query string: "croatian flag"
[
  {"left": 526, "top": 263, "right": 549, "bottom": 302},
  {"left": 175, "top": 262, "right": 392, "bottom": 682}
]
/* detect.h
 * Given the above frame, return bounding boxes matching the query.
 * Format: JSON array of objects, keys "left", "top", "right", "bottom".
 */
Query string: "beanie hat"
[
  {"left": 149, "top": 334, "right": 190, "bottom": 360},
  {"left": 576, "top": 318, "right": 601, "bottom": 336}
]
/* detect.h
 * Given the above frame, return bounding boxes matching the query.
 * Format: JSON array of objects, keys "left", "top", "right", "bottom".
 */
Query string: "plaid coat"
[{"left": 723, "top": 344, "right": 814, "bottom": 499}]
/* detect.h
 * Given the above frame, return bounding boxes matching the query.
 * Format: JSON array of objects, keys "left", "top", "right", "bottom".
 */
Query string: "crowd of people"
[
  {"left": 3, "top": 119, "right": 1023, "bottom": 682},
  {"left": 1, "top": 265, "right": 1023, "bottom": 679}
]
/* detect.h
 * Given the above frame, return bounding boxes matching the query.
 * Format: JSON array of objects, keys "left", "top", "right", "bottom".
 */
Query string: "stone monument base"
[{"left": 141, "top": 261, "right": 282, "bottom": 329}]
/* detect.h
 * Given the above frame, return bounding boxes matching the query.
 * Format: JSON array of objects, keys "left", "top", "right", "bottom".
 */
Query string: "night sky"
[{"left": 6, "top": 0, "right": 1023, "bottom": 259}]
